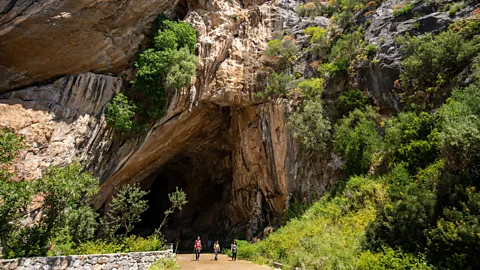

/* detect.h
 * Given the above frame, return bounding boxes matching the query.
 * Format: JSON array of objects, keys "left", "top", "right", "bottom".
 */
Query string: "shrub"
[
  {"left": 150, "top": 258, "right": 179, "bottom": 270},
  {"left": 76, "top": 235, "right": 165, "bottom": 255},
  {"left": 297, "top": 78, "right": 324, "bottom": 100},
  {"left": 1, "top": 162, "right": 98, "bottom": 258},
  {"left": 448, "top": 2, "right": 464, "bottom": 17},
  {"left": 363, "top": 44, "right": 378, "bottom": 57},
  {"left": 304, "top": 26, "right": 330, "bottom": 58},
  {"left": 338, "top": 89, "right": 369, "bottom": 116},
  {"left": 103, "top": 184, "right": 149, "bottom": 238},
  {"left": 288, "top": 99, "right": 332, "bottom": 153},
  {"left": 333, "top": 107, "right": 383, "bottom": 175},
  {"left": 320, "top": 30, "right": 364, "bottom": 77},
  {"left": 357, "top": 247, "right": 432, "bottom": 270},
  {"left": 384, "top": 111, "right": 440, "bottom": 173},
  {"left": 426, "top": 186, "right": 480, "bottom": 269},
  {"left": 364, "top": 161, "right": 444, "bottom": 254},
  {"left": 396, "top": 28, "right": 480, "bottom": 109},
  {"left": 0, "top": 129, "right": 23, "bottom": 164},
  {"left": 438, "top": 79, "right": 480, "bottom": 170},
  {"left": 106, "top": 93, "right": 137, "bottom": 133},
  {"left": 264, "top": 72, "right": 297, "bottom": 96},
  {"left": 132, "top": 20, "right": 198, "bottom": 119},
  {"left": 243, "top": 174, "right": 387, "bottom": 269},
  {"left": 393, "top": 3, "right": 413, "bottom": 17},
  {"left": 264, "top": 36, "right": 298, "bottom": 71}
]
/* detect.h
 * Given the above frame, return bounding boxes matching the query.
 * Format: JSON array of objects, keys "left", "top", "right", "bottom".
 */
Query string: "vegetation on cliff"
[
  {"left": 246, "top": 1, "right": 480, "bottom": 269},
  {"left": 106, "top": 18, "right": 198, "bottom": 133}
]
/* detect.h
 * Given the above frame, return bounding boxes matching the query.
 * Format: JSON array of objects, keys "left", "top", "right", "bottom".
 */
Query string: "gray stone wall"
[{"left": 0, "top": 250, "right": 173, "bottom": 270}]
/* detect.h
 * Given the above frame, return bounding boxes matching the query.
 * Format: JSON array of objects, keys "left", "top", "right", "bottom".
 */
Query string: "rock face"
[
  {"left": 0, "top": 0, "right": 343, "bottom": 244},
  {"left": 0, "top": 73, "right": 120, "bottom": 180},
  {"left": 0, "top": 0, "right": 181, "bottom": 92}
]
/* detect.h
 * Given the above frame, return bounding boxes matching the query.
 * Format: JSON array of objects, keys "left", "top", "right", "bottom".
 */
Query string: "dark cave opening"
[{"left": 134, "top": 107, "right": 238, "bottom": 249}]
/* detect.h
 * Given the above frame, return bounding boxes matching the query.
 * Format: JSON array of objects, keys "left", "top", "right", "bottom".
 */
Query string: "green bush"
[
  {"left": 264, "top": 72, "right": 297, "bottom": 96},
  {"left": 103, "top": 184, "right": 149, "bottom": 238},
  {"left": 333, "top": 107, "right": 383, "bottom": 175},
  {"left": 0, "top": 129, "right": 23, "bottom": 164},
  {"left": 357, "top": 247, "right": 432, "bottom": 270},
  {"left": 150, "top": 258, "right": 179, "bottom": 270},
  {"left": 438, "top": 79, "right": 480, "bottom": 170},
  {"left": 393, "top": 3, "right": 413, "bottom": 17},
  {"left": 426, "top": 186, "right": 480, "bottom": 269},
  {"left": 264, "top": 36, "right": 298, "bottom": 71},
  {"left": 319, "top": 30, "right": 364, "bottom": 77},
  {"left": 396, "top": 26, "right": 480, "bottom": 109},
  {"left": 384, "top": 111, "right": 440, "bottom": 173},
  {"left": 106, "top": 93, "right": 137, "bottom": 133},
  {"left": 132, "top": 20, "right": 198, "bottom": 119},
  {"left": 304, "top": 26, "right": 330, "bottom": 58},
  {"left": 365, "top": 161, "right": 443, "bottom": 254},
  {"left": 1, "top": 162, "right": 98, "bottom": 258},
  {"left": 288, "top": 99, "right": 331, "bottom": 153},
  {"left": 338, "top": 89, "right": 369, "bottom": 116},
  {"left": 76, "top": 235, "right": 165, "bottom": 255}
]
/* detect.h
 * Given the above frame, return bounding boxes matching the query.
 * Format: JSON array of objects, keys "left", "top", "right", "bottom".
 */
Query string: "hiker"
[
  {"left": 194, "top": 236, "right": 202, "bottom": 261},
  {"left": 231, "top": 240, "right": 238, "bottom": 261},
  {"left": 213, "top": 240, "right": 220, "bottom": 261}
]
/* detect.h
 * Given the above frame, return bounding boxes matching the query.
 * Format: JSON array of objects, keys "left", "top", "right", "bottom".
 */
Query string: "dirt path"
[{"left": 176, "top": 253, "right": 271, "bottom": 270}]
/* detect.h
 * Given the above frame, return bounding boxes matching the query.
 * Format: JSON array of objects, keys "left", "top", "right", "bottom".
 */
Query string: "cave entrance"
[{"left": 134, "top": 109, "right": 236, "bottom": 250}]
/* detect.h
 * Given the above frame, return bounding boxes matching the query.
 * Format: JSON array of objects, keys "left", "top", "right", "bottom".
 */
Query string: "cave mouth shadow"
[{"left": 133, "top": 120, "right": 237, "bottom": 250}]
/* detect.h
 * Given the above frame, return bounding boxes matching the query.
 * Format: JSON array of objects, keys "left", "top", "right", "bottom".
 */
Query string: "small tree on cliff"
[{"left": 103, "top": 184, "right": 149, "bottom": 238}]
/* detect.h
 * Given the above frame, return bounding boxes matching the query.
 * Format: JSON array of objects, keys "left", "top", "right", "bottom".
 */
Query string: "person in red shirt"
[{"left": 194, "top": 236, "right": 202, "bottom": 261}]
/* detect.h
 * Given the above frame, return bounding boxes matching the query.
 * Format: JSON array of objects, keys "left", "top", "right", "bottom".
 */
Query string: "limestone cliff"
[{"left": 0, "top": 0, "right": 343, "bottom": 244}]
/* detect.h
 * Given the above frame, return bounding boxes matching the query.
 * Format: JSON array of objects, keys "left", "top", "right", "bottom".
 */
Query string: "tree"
[
  {"left": 333, "top": 107, "right": 383, "bottom": 175},
  {"left": 155, "top": 187, "right": 188, "bottom": 234},
  {"left": 104, "top": 184, "right": 149, "bottom": 238},
  {"left": 106, "top": 93, "right": 137, "bottom": 133},
  {"left": 1, "top": 161, "right": 98, "bottom": 258},
  {"left": 288, "top": 99, "right": 331, "bottom": 153}
]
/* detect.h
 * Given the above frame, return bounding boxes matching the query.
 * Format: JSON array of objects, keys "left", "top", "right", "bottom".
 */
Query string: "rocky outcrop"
[
  {"left": 0, "top": 73, "right": 120, "bottom": 180},
  {"left": 0, "top": 0, "right": 181, "bottom": 92}
]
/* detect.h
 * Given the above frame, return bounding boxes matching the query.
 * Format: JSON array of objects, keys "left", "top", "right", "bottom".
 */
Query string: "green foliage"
[
  {"left": 288, "top": 99, "right": 332, "bottom": 153},
  {"left": 365, "top": 161, "right": 444, "bottom": 254},
  {"left": 1, "top": 162, "right": 98, "bottom": 258},
  {"left": 0, "top": 128, "right": 23, "bottom": 164},
  {"left": 264, "top": 36, "right": 298, "bottom": 71},
  {"left": 393, "top": 3, "right": 413, "bottom": 17},
  {"left": 76, "top": 235, "right": 165, "bottom": 255},
  {"left": 363, "top": 44, "right": 378, "bottom": 57},
  {"left": 264, "top": 72, "right": 297, "bottom": 96},
  {"left": 438, "top": 79, "right": 480, "bottom": 170},
  {"left": 132, "top": 20, "right": 198, "bottom": 119},
  {"left": 150, "top": 257, "right": 179, "bottom": 270},
  {"left": 426, "top": 186, "right": 480, "bottom": 269},
  {"left": 297, "top": 78, "right": 325, "bottom": 100},
  {"left": 448, "top": 2, "right": 464, "bottom": 16},
  {"left": 320, "top": 30, "right": 364, "bottom": 77},
  {"left": 106, "top": 93, "right": 137, "bottom": 133},
  {"left": 155, "top": 187, "right": 188, "bottom": 234},
  {"left": 396, "top": 26, "right": 480, "bottom": 109},
  {"left": 104, "top": 184, "right": 149, "bottom": 238},
  {"left": 338, "top": 89, "right": 369, "bottom": 116},
  {"left": 357, "top": 247, "right": 432, "bottom": 270},
  {"left": 241, "top": 175, "right": 387, "bottom": 269},
  {"left": 333, "top": 107, "right": 383, "bottom": 175},
  {"left": 384, "top": 111, "right": 440, "bottom": 173},
  {"left": 305, "top": 26, "right": 330, "bottom": 58}
]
